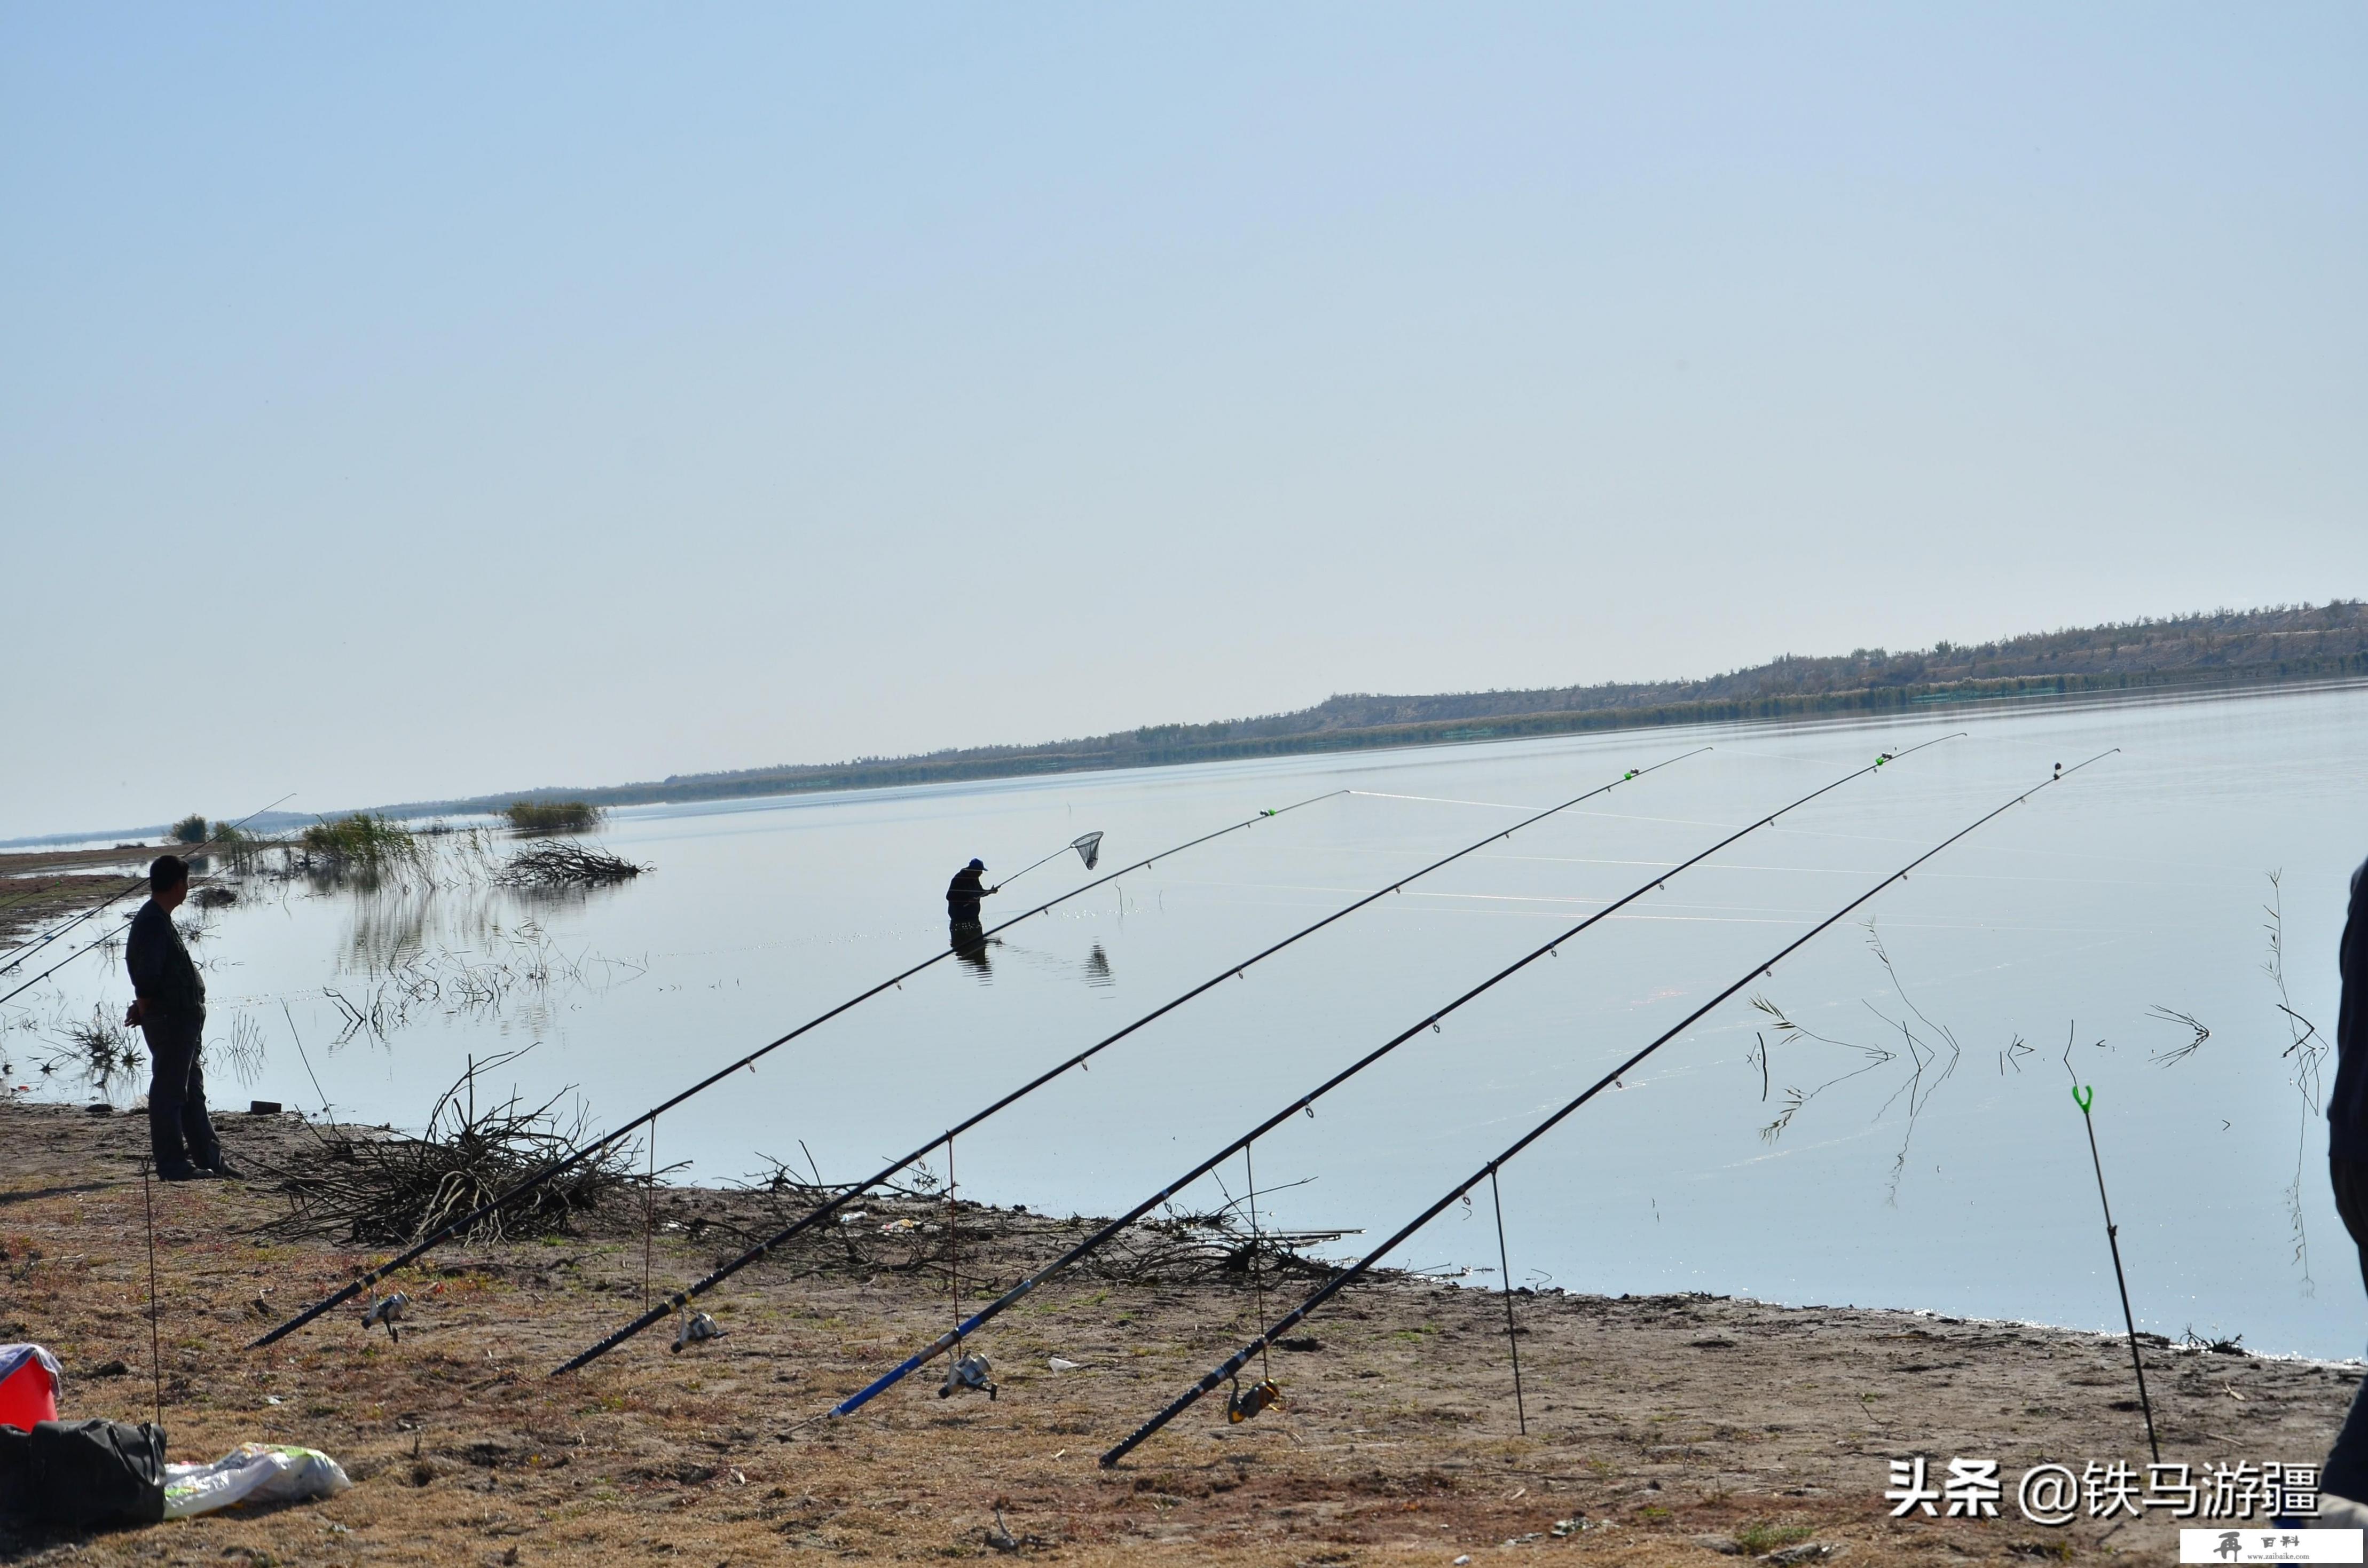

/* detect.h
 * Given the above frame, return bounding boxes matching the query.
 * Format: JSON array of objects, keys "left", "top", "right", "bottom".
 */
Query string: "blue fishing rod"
[
  {"left": 249, "top": 787, "right": 1350, "bottom": 1351},
  {"left": 812, "top": 732, "right": 1958, "bottom": 1422},
  {"left": 549, "top": 747, "right": 1712, "bottom": 1375},
  {"left": 1099, "top": 748, "right": 2114, "bottom": 1467}
]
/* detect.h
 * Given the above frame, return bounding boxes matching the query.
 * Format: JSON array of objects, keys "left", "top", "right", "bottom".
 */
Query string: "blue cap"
[{"left": 969, "top": 858, "right": 985, "bottom": 870}]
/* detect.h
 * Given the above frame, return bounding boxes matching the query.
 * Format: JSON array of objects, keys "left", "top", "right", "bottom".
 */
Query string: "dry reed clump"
[
  {"left": 494, "top": 840, "right": 646, "bottom": 887},
  {"left": 253, "top": 1052, "right": 636, "bottom": 1246},
  {"left": 504, "top": 800, "right": 604, "bottom": 834}
]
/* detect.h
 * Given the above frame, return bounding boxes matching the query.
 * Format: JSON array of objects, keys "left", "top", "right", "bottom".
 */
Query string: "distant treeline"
[{"left": 237, "top": 599, "right": 2368, "bottom": 825}]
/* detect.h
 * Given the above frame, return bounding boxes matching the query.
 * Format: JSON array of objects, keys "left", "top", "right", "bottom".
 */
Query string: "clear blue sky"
[{"left": 4, "top": 4, "right": 2361, "bottom": 833}]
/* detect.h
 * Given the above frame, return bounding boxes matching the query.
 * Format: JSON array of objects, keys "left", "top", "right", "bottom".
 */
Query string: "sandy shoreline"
[{"left": 1, "top": 1099, "right": 2358, "bottom": 1565}]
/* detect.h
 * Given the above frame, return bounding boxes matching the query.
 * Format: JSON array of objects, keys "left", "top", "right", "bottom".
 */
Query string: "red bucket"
[{"left": 0, "top": 1344, "right": 61, "bottom": 1429}]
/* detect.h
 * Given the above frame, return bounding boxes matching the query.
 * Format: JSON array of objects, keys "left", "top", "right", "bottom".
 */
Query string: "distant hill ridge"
[
  {"left": 375, "top": 600, "right": 2363, "bottom": 820},
  {"left": 14, "top": 602, "right": 2359, "bottom": 846}
]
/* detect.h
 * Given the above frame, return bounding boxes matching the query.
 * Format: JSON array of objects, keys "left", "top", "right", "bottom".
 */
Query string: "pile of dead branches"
[
  {"left": 253, "top": 1051, "right": 636, "bottom": 1246},
  {"left": 1081, "top": 1207, "right": 1345, "bottom": 1286},
  {"left": 494, "top": 839, "right": 647, "bottom": 887}
]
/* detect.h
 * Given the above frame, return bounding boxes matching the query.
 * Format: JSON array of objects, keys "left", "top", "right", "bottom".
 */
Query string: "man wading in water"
[
  {"left": 946, "top": 857, "right": 1000, "bottom": 933},
  {"left": 123, "top": 854, "right": 234, "bottom": 1180}
]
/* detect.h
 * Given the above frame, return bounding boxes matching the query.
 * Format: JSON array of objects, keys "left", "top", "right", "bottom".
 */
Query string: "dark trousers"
[
  {"left": 2323, "top": 1156, "right": 2368, "bottom": 1501},
  {"left": 139, "top": 1015, "right": 219, "bottom": 1174}
]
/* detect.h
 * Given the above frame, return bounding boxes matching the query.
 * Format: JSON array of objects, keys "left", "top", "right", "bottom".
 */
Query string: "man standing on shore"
[
  {"left": 2317, "top": 853, "right": 2368, "bottom": 1505},
  {"left": 122, "top": 854, "right": 233, "bottom": 1181}
]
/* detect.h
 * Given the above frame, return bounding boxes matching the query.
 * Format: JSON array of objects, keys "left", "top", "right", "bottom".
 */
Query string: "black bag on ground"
[
  {"left": 0, "top": 1423, "right": 29, "bottom": 1520},
  {"left": 0, "top": 1420, "right": 167, "bottom": 1528}
]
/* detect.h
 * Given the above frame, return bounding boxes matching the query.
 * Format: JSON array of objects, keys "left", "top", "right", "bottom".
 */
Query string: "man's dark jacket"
[
  {"left": 946, "top": 867, "right": 986, "bottom": 923},
  {"left": 125, "top": 900, "right": 204, "bottom": 1023},
  {"left": 2328, "top": 857, "right": 2368, "bottom": 1162}
]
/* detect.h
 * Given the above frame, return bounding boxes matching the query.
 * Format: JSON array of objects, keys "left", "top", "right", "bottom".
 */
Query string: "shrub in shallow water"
[
  {"left": 209, "top": 822, "right": 281, "bottom": 874},
  {"left": 300, "top": 813, "right": 421, "bottom": 874},
  {"left": 170, "top": 813, "right": 208, "bottom": 845},
  {"left": 504, "top": 800, "right": 603, "bottom": 834}
]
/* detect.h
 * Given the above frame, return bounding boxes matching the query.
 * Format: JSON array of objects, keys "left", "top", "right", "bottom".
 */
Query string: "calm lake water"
[{"left": 10, "top": 682, "right": 2367, "bottom": 1358}]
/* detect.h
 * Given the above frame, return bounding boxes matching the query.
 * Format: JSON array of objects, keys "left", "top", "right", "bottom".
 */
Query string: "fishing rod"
[
  {"left": 812, "top": 732, "right": 1957, "bottom": 1421},
  {"left": 550, "top": 746, "right": 1713, "bottom": 1375},
  {"left": 1100, "top": 748, "right": 2117, "bottom": 1467},
  {"left": 248, "top": 787, "right": 1351, "bottom": 1351},
  {"left": 2068, "top": 1079, "right": 2159, "bottom": 1463},
  {"left": 0, "top": 794, "right": 293, "bottom": 971},
  {"left": 0, "top": 795, "right": 296, "bottom": 1005},
  {"left": 0, "top": 880, "right": 88, "bottom": 963},
  {"left": 991, "top": 831, "right": 1106, "bottom": 893}
]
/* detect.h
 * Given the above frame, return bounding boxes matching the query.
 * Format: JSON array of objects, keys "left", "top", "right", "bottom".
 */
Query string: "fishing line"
[
  {"left": 280, "top": 1000, "right": 334, "bottom": 1121},
  {"left": 1388, "top": 890, "right": 1836, "bottom": 915},
  {"left": 548, "top": 750, "right": 1710, "bottom": 1375},
  {"left": 1246, "top": 1142, "right": 1270, "bottom": 1382},
  {"left": 1, "top": 924, "right": 135, "bottom": 1009},
  {"left": 249, "top": 789, "right": 1351, "bottom": 1352},
  {"left": 2069, "top": 1078, "right": 2160, "bottom": 1462},
  {"left": 810, "top": 735, "right": 1956, "bottom": 1421},
  {"left": 0, "top": 794, "right": 295, "bottom": 1003},
  {"left": 946, "top": 1137, "right": 959, "bottom": 1344},
  {"left": 0, "top": 794, "right": 292, "bottom": 968},
  {"left": 142, "top": 1159, "right": 163, "bottom": 1429},
  {"left": 1099, "top": 749, "right": 2115, "bottom": 1468},
  {"left": 1485, "top": 854, "right": 1846, "bottom": 874},
  {"left": 1344, "top": 791, "right": 1544, "bottom": 812}
]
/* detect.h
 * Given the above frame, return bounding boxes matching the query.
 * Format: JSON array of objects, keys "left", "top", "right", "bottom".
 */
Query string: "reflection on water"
[
  {"left": 7, "top": 683, "right": 2368, "bottom": 1355},
  {"left": 946, "top": 928, "right": 1117, "bottom": 990},
  {"left": 1748, "top": 919, "right": 1973, "bottom": 1207},
  {"left": 327, "top": 923, "right": 644, "bottom": 1047},
  {"left": 337, "top": 877, "right": 639, "bottom": 974},
  {"left": 4, "top": 869, "right": 649, "bottom": 1105},
  {"left": 950, "top": 922, "right": 993, "bottom": 980},
  {"left": 216, "top": 1010, "right": 267, "bottom": 1088},
  {"left": 305, "top": 872, "right": 650, "bottom": 1046},
  {"left": 22, "top": 1001, "right": 143, "bottom": 1099}
]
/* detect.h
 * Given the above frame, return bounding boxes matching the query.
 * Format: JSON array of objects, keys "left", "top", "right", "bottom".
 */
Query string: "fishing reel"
[
  {"left": 939, "top": 1351, "right": 997, "bottom": 1401},
  {"left": 671, "top": 1307, "right": 726, "bottom": 1354},
  {"left": 1225, "top": 1375, "right": 1283, "bottom": 1424},
  {"left": 361, "top": 1290, "right": 410, "bottom": 1343}
]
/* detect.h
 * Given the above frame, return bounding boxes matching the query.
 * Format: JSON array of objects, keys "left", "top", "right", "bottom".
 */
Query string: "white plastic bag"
[{"left": 162, "top": 1443, "right": 351, "bottom": 1520}]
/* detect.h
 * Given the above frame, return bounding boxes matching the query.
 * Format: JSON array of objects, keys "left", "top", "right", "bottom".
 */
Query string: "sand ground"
[{"left": 1, "top": 1101, "right": 2357, "bottom": 1566}]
